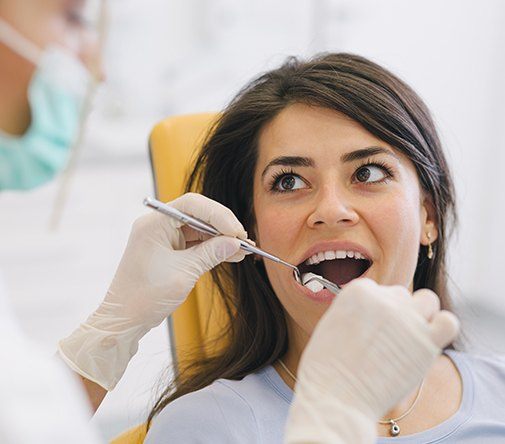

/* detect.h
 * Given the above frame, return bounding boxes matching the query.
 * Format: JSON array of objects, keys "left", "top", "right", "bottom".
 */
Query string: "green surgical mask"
[{"left": 0, "top": 18, "right": 92, "bottom": 191}]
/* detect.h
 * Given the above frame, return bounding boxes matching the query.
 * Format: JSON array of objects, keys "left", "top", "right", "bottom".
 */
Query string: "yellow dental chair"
[{"left": 111, "top": 112, "right": 227, "bottom": 444}]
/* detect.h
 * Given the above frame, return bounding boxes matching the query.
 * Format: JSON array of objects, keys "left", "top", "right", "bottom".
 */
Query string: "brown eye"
[
  {"left": 281, "top": 175, "right": 296, "bottom": 190},
  {"left": 354, "top": 164, "right": 391, "bottom": 184},
  {"left": 356, "top": 167, "right": 371, "bottom": 182},
  {"left": 272, "top": 173, "right": 306, "bottom": 193}
]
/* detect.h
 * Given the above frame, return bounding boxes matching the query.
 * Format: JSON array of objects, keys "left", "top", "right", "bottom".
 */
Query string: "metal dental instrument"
[
  {"left": 143, "top": 197, "right": 341, "bottom": 295},
  {"left": 302, "top": 274, "right": 341, "bottom": 295}
]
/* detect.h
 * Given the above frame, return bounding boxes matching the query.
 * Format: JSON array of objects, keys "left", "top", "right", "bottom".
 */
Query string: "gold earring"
[{"left": 427, "top": 232, "right": 434, "bottom": 260}]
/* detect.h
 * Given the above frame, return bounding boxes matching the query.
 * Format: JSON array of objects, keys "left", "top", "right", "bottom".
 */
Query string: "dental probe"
[
  {"left": 143, "top": 197, "right": 341, "bottom": 295},
  {"left": 144, "top": 197, "right": 297, "bottom": 271},
  {"left": 302, "top": 273, "right": 341, "bottom": 295}
]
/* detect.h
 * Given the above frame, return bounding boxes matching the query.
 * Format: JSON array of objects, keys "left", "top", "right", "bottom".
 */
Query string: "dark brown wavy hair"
[{"left": 147, "top": 52, "right": 457, "bottom": 426}]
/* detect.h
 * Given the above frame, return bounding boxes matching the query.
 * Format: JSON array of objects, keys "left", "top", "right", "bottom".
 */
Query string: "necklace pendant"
[{"left": 389, "top": 420, "right": 400, "bottom": 437}]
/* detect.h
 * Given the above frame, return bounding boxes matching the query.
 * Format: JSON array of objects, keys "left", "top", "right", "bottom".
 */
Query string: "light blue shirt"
[{"left": 145, "top": 350, "right": 505, "bottom": 443}]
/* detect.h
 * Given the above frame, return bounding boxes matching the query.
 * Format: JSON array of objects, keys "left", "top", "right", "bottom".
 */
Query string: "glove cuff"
[{"left": 58, "top": 322, "right": 148, "bottom": 391}]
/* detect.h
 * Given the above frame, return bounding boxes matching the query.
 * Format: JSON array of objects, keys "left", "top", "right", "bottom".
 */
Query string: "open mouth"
[{"left": 297, "top": 250, "right": 372, "bottom": 287}]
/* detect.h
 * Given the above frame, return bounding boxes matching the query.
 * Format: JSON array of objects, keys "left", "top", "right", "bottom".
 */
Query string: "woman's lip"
[
  {"left": 295, "top": 279, "right": 335, "bottom": 303},
  {"left": 294, "top": 266, "right": 371, "bottom": 303}
]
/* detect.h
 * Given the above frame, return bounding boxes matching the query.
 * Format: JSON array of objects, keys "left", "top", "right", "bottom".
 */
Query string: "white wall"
[{"left": 1, "top": 0, "right": 504, "bottom": 440}]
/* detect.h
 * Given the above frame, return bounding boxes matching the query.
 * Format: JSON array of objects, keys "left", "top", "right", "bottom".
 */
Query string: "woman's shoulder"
[
  {"left": 449, "top": 349, "right": 505, "bottom": 410},
  {"left": 145, "top": 365, "right": 292, "bottom": 444},
  {"left": 145, "top": 381, "right": 254, "bottom": 444},
  {"left": 455, "top": 349, "right": 505, "bottom": 378}
]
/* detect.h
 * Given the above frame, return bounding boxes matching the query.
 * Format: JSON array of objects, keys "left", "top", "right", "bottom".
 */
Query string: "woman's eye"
[
  {"left": 354, "top": 164, "right": 391, "bottom": 184},
  {"left": 273, "top": 174, "right": 306, "bottom": 192}
]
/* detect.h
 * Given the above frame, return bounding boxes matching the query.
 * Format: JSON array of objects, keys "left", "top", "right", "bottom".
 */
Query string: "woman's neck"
[{"left": 274, "top": 320, "right": 308, "bottom": 390}]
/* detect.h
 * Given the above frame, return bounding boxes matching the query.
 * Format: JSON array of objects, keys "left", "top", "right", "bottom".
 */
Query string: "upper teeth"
[{"left": 305, "top": 250, "right": 367, "bottom": 265}]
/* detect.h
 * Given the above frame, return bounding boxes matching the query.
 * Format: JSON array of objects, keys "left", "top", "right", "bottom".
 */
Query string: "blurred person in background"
[
  {"left": 0, "top": 1, "right": 104, "bottom": 442},
  {"left": 0, "top": 1, "right": 460, "bottom": 444},
  {"left": 0, "top": 0, "right": 103, "bottom": 190}
]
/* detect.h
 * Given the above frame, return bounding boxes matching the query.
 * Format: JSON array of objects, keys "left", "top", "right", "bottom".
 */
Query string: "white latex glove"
[
  {"left": 58, "top": 193, "right": 249, "bottom": 390},
  {"left": 284, "top": 278, "right": 460, "bottom": 444}
]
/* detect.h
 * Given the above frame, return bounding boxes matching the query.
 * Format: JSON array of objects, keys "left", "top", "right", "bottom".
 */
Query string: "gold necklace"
[{"left": 278, "top": 358, "right": 424, "bottom": 437}]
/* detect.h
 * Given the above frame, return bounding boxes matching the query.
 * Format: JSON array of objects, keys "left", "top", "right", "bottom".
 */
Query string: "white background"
[{"left": 1, "top": 0, "right": 504, "bottom": 440}]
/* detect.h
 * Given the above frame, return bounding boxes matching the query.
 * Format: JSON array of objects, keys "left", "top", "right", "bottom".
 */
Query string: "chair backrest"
[
  {"left": 109, "top": 424, "right": 146, "bottom": 444},
  {"left": 111, "top": 113, "right": 225, "bottom": 444},
  {"left": 149, "top": 112, "right": 230, "bottom": 370}
]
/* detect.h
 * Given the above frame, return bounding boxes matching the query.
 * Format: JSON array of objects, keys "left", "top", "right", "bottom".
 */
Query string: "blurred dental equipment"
[
  {"left": 143, "top": 197, "right": 342, "bottom": 295},
  {"left": 49, "top": 0, "right": 109, "bottom": 230}
]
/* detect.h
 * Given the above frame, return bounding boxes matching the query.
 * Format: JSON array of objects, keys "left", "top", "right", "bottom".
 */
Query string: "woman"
[
  {"left": 144, "top": 53, "right": 505, "bottom": 442},
  {"left": 0, "top": 3, "right": 469, "bottom": 441}
]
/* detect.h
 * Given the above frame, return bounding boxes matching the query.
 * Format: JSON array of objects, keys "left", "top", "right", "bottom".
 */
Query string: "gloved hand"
[
  {"left": 284, "top": 278, "right": 460, "bottom": 444},
  {"left": 58, "top": 193, "right": 249, "bottom": 391}
]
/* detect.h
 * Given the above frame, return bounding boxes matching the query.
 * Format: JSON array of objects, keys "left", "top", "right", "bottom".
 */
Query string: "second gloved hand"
[
  {"left": 58, "top": 193, "right": 249, "bottom": 390},
  {"left": 284, "top": 278, "right": 460, "bottom": 444}
]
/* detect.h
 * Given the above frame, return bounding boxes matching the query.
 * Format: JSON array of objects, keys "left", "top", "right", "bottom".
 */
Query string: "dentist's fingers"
[
  {"left": 184, "top": 236, "right": 244, "bottom": 274},
  {"left": 428, "top": 310, "right": 460, "bottom": 349},
  {"left": 182, "top": 226, "right": 213, "bottom": 244},
  {"left": 411, "top": 288, "right": 440, "bottom": 322},
  {"left": 171, "top": 193, "right": 248, "bottom": 239}
]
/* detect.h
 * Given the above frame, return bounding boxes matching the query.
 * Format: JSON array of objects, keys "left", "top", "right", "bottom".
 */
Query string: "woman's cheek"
[
  {"left": 371, "top": 194, "right": 421, "bottom": 286},
  {"left": 255, "top": 207, "right": 300, "bottom": 291},
  {"left": 256, "top": 206, "right": 301, "bottom": 250}
]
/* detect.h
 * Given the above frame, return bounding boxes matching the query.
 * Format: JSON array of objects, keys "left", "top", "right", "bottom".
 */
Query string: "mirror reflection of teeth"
[
  {"left": 305, "top": 250, "right": 367, "bottom": 265},
  {"left": 301, "top": 272, "right": 325, "bottom": 292}
]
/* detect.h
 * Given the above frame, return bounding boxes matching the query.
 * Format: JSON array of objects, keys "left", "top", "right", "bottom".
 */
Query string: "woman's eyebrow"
[
  {"left": 341, "top": 146, "right": 400, "bottom": 163},
  {"left": 261, "top": 156, "right": 314, "bottom": 179}
]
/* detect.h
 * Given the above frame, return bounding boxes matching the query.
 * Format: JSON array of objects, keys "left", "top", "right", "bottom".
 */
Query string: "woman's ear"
[{"left": 420, "top": 195, "right": 438, "bottom": 246}]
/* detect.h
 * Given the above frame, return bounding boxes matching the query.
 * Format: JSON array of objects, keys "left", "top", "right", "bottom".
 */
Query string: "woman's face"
[{"left": 253, "top": 103, "right": 437, "bottom": 339}]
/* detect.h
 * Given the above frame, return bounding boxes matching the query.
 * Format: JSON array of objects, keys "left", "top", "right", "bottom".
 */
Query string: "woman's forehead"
[{"left": 256, "top": 104, "right": 400, "bottom": 165}]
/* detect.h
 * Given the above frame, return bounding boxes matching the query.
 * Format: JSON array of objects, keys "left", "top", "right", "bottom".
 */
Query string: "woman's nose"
[{"left": 306, "top": 184, "right": 359, "bottom": 228}]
